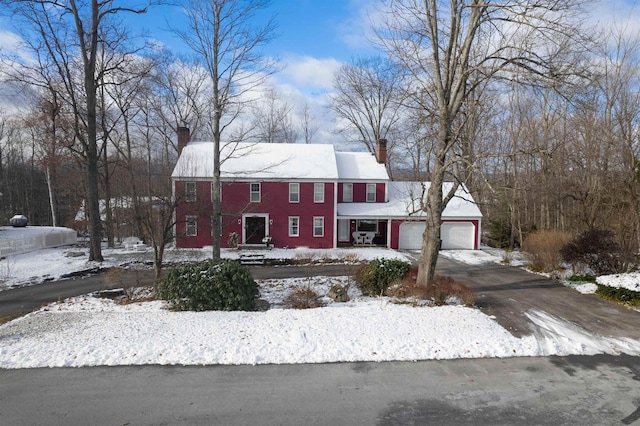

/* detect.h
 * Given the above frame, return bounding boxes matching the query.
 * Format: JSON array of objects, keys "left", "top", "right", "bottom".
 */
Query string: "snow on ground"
[
  {"left": 1, "top": 245, "right": 640, "bottom": 368},
  {"left": 597, "top": 272, "right": 640, "bottom": 292},
  {"left": 0, "top": 244, "right": 407, "bottom": 290}
]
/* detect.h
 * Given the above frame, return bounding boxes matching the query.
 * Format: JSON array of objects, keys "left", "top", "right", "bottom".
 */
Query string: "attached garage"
[
  {"left": 398, "top": 222, "right": 425, "bottom": 250},
  {"left": 397, "top": 220, "right": 479, "bottom": 250},
  {"left": 441, "top": 222, "right": 476, "bottom": 250},
  {"left": 340, "top": 182, "right": 482, "bottom": 250}
]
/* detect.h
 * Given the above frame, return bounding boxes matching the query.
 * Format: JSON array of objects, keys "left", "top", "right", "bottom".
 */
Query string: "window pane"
[
  {"left": 186, "top": 216, "right": 197, "bottom": 236},
  {"left": 313, "top": 217, "right": 324, "bottom": 237},
  {"left": 250, "top": 183, "right": 260, "bottom": 202},
  {"left": 357, "top": 219, "right": 377, "bottom": 232},
  {"left": 314, "top": 183, "right": 324, "bottom": 203},
  {"left": 289, "top": 217, "right": 299, "bottom": 236},
  {"left": 343, "top": 183, "right": 352, "bottom": 202},
  {"left": 366, "top": 184, "right": 376, "bottom": 202},
  {"left": 186, "top": 182, "right": 196, "bottom": 202},
  {"left": 289, "top": 183, "right": 299, "bottom": 202}
]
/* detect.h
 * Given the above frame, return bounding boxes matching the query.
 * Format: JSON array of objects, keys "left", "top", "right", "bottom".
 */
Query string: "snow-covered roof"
[
  {"left": 335, "top": 151, "right": 388, "bottom": 181},
  {"left": 337, "top": 182, "right": 482, "bottom": 219},
  {"left": 172, "top": 141, "right": 341, "bottom": 180},
  {"left": 172, "top": 141, "right": 391, "bottom": 181}
]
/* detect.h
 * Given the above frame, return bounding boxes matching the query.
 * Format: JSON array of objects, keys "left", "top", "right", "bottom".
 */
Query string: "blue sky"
[
  {"left": 126, "top": 0, "right": 376, "bottom": 98},
  {"left": 2, "top": 0, "right": 640, "bottom": 143}
]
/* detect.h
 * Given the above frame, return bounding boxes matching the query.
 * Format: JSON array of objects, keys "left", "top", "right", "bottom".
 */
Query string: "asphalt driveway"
[{"left": 435, "top": 255, "right": 640, "bottom": 339}]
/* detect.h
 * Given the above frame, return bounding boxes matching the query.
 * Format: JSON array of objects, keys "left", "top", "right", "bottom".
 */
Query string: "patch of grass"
[
  {"left": 566, "top": 274, "right": 596, "bottom": 283},
  {"left": 0, "top": 312, "right": 25, "bottom": 325},
  {"left": 596, "top": 284, "right": 640, "bottom": 306}
]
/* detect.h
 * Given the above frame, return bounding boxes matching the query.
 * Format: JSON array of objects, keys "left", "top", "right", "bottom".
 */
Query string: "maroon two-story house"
[{"left": 171, "top": 128, "right": 482, "bottom": 250}]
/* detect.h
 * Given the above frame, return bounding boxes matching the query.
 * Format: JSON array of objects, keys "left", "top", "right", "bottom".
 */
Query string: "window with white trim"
[
  {"left": 313, "top": 216, "right": 324, "bottom": 237},
  {"left": 289, "top": 183, "right": 299, "bottom": 203},
  {"left": 185, "top": 182, "right": 196, "bottom": 202},
  {"left": 314, "top": 183, "right": 324, "bottom": 203},
  {"left": 250, "top": 183, "right": 261, "bottom": 202},
  {"left": 343, "top": 183, "right": 353, "bottom": 202},
  {"left": 186, "top": 215, "right": 197, "bottom": 236},
  {"left": 366, "top": 183, "right": 376, "bottom": 202},
  {"left": 288, "top": 216, "right": 299, "bottom": 237}
]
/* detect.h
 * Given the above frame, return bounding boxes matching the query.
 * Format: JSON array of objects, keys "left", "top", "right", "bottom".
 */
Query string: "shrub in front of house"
[
  {"left": 561, "top": 229, "right": 621, "bottom": 276},
  {"left": 522, "top": 230, "right": 571, "bottom": 273},
  {"left": 355, "top": 258, "right": 411, "bottom": 296},
  {"left": 386, "top": 274, "right": 475, "bottom": 306},
  {"left": 157, "top": 260, "right": 259, "bottom": 311},
  {"left": 283, "top": 287, "right": 326, "bottom": 309}
]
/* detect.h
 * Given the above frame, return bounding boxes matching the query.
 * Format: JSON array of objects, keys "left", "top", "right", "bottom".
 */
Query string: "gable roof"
[
  {"left": 335, "top": 152, "right": 388, "bottom": 181},
  {"left": 171, "top": 141, "right": 389, "bottom": 181},
  {"left": 337, "top": 182, "right": 482, "bottom": 219}
]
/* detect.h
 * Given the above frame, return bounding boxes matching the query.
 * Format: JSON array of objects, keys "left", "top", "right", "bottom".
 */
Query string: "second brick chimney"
[
  {"left": 177, "top": 126, "right": 191, "bottom": 156},
  {"left": 375, "top": 139, "right": 387, "bottom": 164}
]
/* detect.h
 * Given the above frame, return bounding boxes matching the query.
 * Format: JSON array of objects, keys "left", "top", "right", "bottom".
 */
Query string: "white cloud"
[
  {"left": 336, "top": 0, "right": 381, "bottom": 51},
  {"left": 587, "top": 0, "right": 640, "bottom": 37},
  {"left": 278, "top": 54, "right": 342, "bottom": 91}
]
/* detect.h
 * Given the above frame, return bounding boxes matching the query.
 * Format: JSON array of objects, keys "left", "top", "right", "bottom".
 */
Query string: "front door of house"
[{"left": 245, "top": 216, "right": 266, "bottom": 244}]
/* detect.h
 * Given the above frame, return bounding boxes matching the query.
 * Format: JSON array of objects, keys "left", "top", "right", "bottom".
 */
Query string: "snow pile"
[{"left": 597, "top": 272, "right": 640, "bottom": 292}]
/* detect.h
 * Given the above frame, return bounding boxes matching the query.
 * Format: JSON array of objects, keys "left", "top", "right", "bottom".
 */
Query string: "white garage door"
[
  {"left": 398, "top": 222, "right": 426, "bottom": 250},
  {"left": 398, "top": 221, "right": 475, "bottom": 250},
  {"left": 441, "top": 222, "right": 475, "bottom": 250}
]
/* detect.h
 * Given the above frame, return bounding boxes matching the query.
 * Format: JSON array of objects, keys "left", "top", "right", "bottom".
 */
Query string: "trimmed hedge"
[
  {"left": 355, "top": 258, "right": 411, "bottom": 296},
  {"left": 157, "top": 260, "right": 259, "bottom": 311}
]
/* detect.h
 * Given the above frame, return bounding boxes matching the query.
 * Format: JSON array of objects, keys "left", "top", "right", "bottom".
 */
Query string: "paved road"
[
  {"left": 3, "top": 257, "right": 640, "bottom": 424},
  {"left": 1, "top": 355, "right": 640, "bottom": 425}
]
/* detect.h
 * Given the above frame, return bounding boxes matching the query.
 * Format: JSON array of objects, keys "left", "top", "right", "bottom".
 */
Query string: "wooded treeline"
[{"left": 0, "top": 0, "right": 639, "bottom": 265}]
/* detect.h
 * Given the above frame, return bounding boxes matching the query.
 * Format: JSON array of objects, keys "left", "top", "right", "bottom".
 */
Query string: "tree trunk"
[
  {"left": 86, "top": 75, "right": 103, "bottom": 261},
  {"left": 45, "top": 164, "right": 57, "bottom": 227},
  {"left": 416, "top": 124, "right": 448, "bottom": 284}
]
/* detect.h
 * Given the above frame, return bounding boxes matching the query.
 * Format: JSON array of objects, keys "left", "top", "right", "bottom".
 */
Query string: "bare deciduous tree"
[
  {"left": 2, "top": 0, "right": 154, "bottom": 261},
  {"left": 378, "top": 0, "right": 590, "bottom": 283},
  {"left": 173, "top": 0, "right": 277, "bottom": 260},
  {"left": 330, "top": 55, "right": 408, "bottom": 162},
  {"left": 252, "top": 88, "right": 297, "bottom": 143}
]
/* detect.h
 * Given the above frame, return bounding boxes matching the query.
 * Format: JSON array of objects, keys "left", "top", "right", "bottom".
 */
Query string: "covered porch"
[{"left": 336, "top": 218, "right": 389, "bottom": 247}]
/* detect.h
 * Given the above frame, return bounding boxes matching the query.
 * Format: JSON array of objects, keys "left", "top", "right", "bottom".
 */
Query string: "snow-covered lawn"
[{"left": 1, "top": 245, "right": 640, "bottom": 369}]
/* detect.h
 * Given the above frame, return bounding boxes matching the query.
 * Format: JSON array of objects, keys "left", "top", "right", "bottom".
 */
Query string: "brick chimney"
[
  {"left": 177, "top": 126, "right": 190, "bottom": 156},
  {"left": 375, "top": 139, "right": 387, "bottom": 164}
]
